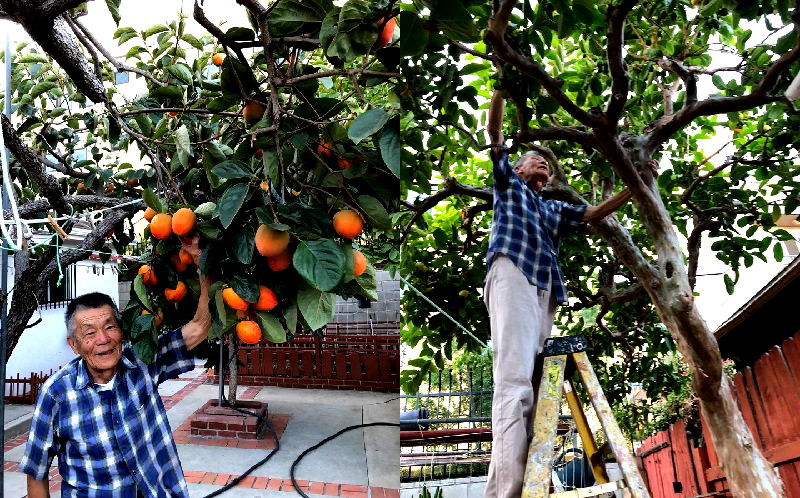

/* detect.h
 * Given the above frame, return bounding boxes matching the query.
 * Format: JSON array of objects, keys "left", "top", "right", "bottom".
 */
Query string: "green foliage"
[{"left": 2, "top": 4, "right": 400, "bottom": 360}]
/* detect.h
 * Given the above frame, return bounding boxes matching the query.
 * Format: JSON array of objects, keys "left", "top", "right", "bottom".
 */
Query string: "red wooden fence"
[
  {"left": 639, "top": 330, "right": 800, "bottom": 497},
  {"left": 4, "top": 369, "right": 56, "bottom": 404},
  {"left": 217, "top": 322, "right": 399, "bottom": 393}
]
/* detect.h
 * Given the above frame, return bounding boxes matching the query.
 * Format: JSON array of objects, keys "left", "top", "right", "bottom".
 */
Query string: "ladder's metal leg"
[
  {"left": 572, "top": 351, "right": 651, "bottom": 498},
  {"left": 522, "top": 354, "right": 567, "bottom": 498},
  {"left": 564, "top": 377, "right": 609, "bottom": 484}
]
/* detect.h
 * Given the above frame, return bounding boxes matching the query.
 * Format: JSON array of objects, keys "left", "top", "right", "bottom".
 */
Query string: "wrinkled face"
[
  {"left": 67, "top": 305, "right": 123, "bottom": 384},
  {"left": 514, "top": 154, "right": 550, "bottom": 191}
]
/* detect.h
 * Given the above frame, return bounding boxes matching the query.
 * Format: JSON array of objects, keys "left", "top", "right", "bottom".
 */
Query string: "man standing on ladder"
[{"left": 484, "top": 88, "right": 654, "bottom": 498}]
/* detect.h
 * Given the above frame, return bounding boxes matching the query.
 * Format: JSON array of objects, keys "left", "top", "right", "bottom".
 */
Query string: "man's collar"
[{"left": 74, "top": 346, "right": 136, "bottom": 389}]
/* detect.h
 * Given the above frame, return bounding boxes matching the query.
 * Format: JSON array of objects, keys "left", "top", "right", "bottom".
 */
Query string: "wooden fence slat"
[
  {"left": 754, "top": 346, "right": 795, "bottom": 447},
  {"left": 733, "top": 371, "right": 765, "bottom": 450},
  {"left": 350, "top": 352, "right": 363, "bottom": 381},
  {"left": 301, "top": 351, "right": 314, "bottom": 377}
]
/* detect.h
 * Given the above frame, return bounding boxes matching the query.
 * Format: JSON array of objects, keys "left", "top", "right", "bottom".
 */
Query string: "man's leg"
[{"left": 483, "top": 256, "right": 554, "bottom": 498}]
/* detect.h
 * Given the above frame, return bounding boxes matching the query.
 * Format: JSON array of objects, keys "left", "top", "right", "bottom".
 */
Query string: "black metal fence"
[{"left": 400, "top": 364, "right": 494, "bottom": 482}]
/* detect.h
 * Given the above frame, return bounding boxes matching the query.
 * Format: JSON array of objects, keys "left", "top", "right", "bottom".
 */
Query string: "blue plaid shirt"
[
  {"left": 19, "top": 328, "right": 195, "bottom": 497},
  {"left": 487, "top": 152, "right": 587, "bottom": 304}
]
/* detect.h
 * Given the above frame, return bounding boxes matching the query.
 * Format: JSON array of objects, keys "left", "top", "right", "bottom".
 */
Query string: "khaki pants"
[{"left": 483, "top": 255, "right": 556, "bottom": 498}]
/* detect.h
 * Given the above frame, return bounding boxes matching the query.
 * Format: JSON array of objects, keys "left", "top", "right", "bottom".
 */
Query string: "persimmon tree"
[
  {"left": 0, "top": 0, "right": 400, "bottom": 405},
  {"left": 400, "top": 0, "right": 800, "bottom": 495}
]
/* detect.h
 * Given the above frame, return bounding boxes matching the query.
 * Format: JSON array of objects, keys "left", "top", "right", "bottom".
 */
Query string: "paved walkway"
[{"left": 3, "top": 366, "right": 399, "bottom": 497}]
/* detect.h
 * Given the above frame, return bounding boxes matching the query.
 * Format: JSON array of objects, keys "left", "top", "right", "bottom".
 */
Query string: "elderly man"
[
  {"left": 483, "top": 89, "right": 649, "bottom": 498},
  {"left": 19, "top": 236, "right": 210, "bottom": 498}
]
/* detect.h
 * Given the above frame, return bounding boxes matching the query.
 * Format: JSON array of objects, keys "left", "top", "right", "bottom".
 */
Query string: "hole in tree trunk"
[{"left": 666, "top": 262, "right": 674, "bottom": 279}]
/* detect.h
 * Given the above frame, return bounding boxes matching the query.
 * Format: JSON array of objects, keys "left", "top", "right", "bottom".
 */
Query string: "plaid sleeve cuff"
[
  {"left": 150, "top": 327, "right": 195, "bottom": 385},
  {"left": 492, "top": 152, "right": 512, "bottom": 189},
  {"left": 559, "top": 202, "right": 588, "bottom": 234},
  {"left": 19, "top": 391, "right": 58, "bottom": 480}
]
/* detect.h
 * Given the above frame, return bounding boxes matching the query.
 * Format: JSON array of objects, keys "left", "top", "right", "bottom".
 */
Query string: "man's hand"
[
  {"left": 27, "top": 475, "right": 49, "bottom": 497},
  {"left": 642, "top": 158, "right": 659, "bottom": 178},
  {"left": 179, "top": 234, "right": 202, "bottom": 267}
]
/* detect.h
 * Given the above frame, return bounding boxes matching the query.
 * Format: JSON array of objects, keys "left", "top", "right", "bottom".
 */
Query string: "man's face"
[
  {"left": 67, "top": 305, "right": 123, "bottom": 384},
  {"left": 514, "top": 154, "right": 550, "bottom": 192}
]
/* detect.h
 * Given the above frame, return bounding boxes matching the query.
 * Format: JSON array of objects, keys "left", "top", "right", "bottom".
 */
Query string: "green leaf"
[
  {"left": 167, "top": 63, "right": 194, "bottom": 85},
  {"left": 217, "top": 183, "right": 249, "bottom": 228},
  {"left": 17, "top": 53, "right": 48, "bottom": 64},
  {"left": 231, "top": 230, "right": 254, "bottom": 264},
  {"left": 105, "top": 0, "right": 122, "bottom": 25},
  {"left": 774, "top": 241, "right": 784, "bottom": 262},
  {"left": 142, "top": 189, "right": 164, "bottom": 213},
  {"left": 231, "top": 274, "right": 260, "bottom": 303},
  {"left": 143, "top": 24, "right": 170, "bottom": 40},
  {"left": 284, "top": 303, "right": 298, "bottom": 335},
  {"left": 293, "top": 239, "right": 346, "bottom": 291},
  {"left": 399, "top": 11, "right": 428, "bottom": 57},
  {"left": 348, "top": 108, "right": 389, "bottom": 144},
  {"left": 379, "top": 127, "right": 399, "bottom": 177},
  {"left": 150, "top": 85, "right": 183, "bottom": 101},
  {"left": 196, "top": 220, "right": 221, "bottom": 240},
  {"left": 269, "top": 0, "right": 333, "bottom": 36},
  {"left": 253, "top": 311, "right": 287, "bottom": 343},
  {"left": 226, "top": 27, "right": 255, "bottom": 41},
  {"left": 30, "top": 81, "right": 57, "bottom": 98},
  {"left": 130, "top": 313, "right": 153, "bottom": 341},
  {"left": 181, "top": 33, "right": 204, "bottom": 50},
  {"left": 133, "top": 274, "right": 153, "bottom": 311},
  {"left": 357, "top": 195, "right": 391, "bottom": 230},
  {"left": 175, "top": 124, "right": 191, "bottom": 169},
  {"left": 723, "top": 274, "right": 735, "bottom": 294},
  {"left": 213, "top": 160, "right": 252, "bottom": 179},
  {"left": 429, "top": 0, "right": 480, "bottom": 42},
  {"left": 132, "top": 336, "right": 156, "bottom": 364},
  {"left": 297, "top": 286, "right": 336, "bottom": 330},
  {"left": 133, "top": 114, "right": 152, "bottom": 136}
]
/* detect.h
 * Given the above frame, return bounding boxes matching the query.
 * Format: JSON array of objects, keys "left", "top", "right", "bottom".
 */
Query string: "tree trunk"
[
  {"left": 612, "top": 143, "right": 786, "bottom": 495},
  {"left": 228, "top": 339, "right": 238, "bottom": 406}
]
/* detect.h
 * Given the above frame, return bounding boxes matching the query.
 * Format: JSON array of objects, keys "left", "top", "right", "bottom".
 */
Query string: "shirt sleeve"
[
  {"left": 18, "top": 390, "right": 60, "bottom": 480},
  {"left": 149, "top": 327, "right": 195, "bottom": 385},
  {"left": 492, "top": 151, "right": 514, "bottom": 190},
  {"left": 555, "top": 200, "right": 588, "bottom": 235}
]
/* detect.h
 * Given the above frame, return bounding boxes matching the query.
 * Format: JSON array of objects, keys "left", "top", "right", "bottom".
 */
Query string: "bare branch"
[
  {"left": 687, "top": 216, "right": 722, "bottom": 289},
  {"left": 656, "top": 57, "right": 698, "bottom": 104},
  {"left": 118, "top": 108, "right": 239, "bottom": 118},
  {"left": 70, "top": 16, "right": 167, "bottom": 87},
  {"left": 279, "top": 68, "right": 399, "bottom": 86},
  {"left": 448, "top": 40, "right": 497, "bottom": 62},
  {"left": 605, "top": 0, "right": 637, "bottom": 126},
  {"left": 1, "top": 114, "right": 71, "bottom": 213}
]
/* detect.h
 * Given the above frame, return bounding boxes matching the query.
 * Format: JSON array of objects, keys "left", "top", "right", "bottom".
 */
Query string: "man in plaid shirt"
[
  {"left": 19, "top": 236, "right": 211, "bottom": 497},
  {"left": 483, "top": 89, "right": 653, "bottom": 498}
]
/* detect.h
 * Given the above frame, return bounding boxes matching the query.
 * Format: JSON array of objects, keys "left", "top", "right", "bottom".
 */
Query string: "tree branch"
[
  {"left": 1, "top": 114, "right": 71, "bottom": 214},
  {"left": 605, "top": 0, "right": 637, "bottom": 127},
  {"left": 687, "top": 216, "right": 722, "bottom": 289},
  {"left": 70, "top": 16, "right": 167, "bottom": 87},
  {"left": 487, "top": 0, "right": 605, "bottom": 128},
  {"left": 656, "top": 57, "right": 698, "bottom": 105},
  {"left": 118, "top": 107, "right": 239, "bottom": 118},
  {"left": 279, "top": 68, "right": 399, "bottom": 86},
  {"left": 646, "top": 6, "right": 800, "bottom": 151}
]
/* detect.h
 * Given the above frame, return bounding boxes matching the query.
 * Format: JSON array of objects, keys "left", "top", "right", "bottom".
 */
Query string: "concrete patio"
[{"left": 2, "top": 365, "right": 399, "bottom": 497}]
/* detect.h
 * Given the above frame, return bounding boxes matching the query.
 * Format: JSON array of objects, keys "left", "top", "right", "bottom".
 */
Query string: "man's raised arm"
[
  {"left": 179, "top": 235, "right": 212, "bottom": 350},
  {"left": 582, "top": 159, "right": 658, "bottom": 222},
  {"left": 487, "top": 89, "right": 505, "bottom": 160}
]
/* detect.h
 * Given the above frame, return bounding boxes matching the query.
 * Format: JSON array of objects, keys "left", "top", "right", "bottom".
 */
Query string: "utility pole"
[{"left": 0, "top": 32, "right": 13, "bottom": 498}]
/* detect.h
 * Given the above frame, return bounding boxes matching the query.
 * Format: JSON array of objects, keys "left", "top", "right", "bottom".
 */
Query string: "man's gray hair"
[
  {"left": 65, "top": 292, "right": 122, "bottom": 338},
  {"left": 513, "top": 151, "right": 546, "bottom": 169}
]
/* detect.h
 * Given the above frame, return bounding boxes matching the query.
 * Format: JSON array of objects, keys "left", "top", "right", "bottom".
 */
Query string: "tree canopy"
[{"left": 0, "top": 0, "right": 400, "bottom": 362}]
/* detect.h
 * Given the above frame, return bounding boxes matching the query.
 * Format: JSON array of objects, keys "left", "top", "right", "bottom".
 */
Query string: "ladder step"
[{"left": 550, "top": 480, "right": 627, "bottom": 498}]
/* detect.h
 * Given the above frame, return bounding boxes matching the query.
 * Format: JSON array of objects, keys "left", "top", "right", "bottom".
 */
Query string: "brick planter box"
[{"left": 189, "top": 399, "right": 269, "bottom": 440}]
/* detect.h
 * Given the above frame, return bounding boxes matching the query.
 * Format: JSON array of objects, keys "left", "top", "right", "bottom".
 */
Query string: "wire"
[
  {"left": 201, "top": 342, "right": 400, "bottom": 497},
  {"left": 399, "top": 275, "right": 488, "bottom": 348},
  {"left": 289, "top": 422, "right": 401, "bottom": 498}
]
